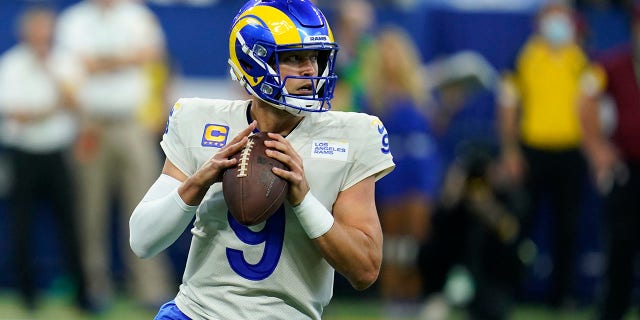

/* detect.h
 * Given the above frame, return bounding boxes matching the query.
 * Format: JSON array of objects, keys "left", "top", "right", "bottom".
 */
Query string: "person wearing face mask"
[
  {"left": 580, "top": 5, "right": 640, "bottom": 320},
  {"left": 539, "top": 7, "right": 577, "bottom": 47},
  {"left": 497, "top": 2, "right": 599, "bottom": 310}
]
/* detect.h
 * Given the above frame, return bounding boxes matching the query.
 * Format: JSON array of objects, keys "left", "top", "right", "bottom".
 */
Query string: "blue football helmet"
[{"left": 228, "top": 0, "right": 339, "bottom": 114}]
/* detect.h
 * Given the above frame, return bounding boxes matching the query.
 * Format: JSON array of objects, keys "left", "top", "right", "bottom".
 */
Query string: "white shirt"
[
  {"left": 0, "top": 45, "right": 78, "bottom": 153},
  {"left": 161, "top": 98, "right": 394, "bottom": 320},
  {"left": 55, "top": 0, "right": 165, "bottom": 118}
]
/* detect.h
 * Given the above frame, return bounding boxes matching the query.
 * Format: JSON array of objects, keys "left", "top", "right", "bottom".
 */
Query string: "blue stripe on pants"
[{"left": 154, "top": 301, "right": 191, "bottom": 320}]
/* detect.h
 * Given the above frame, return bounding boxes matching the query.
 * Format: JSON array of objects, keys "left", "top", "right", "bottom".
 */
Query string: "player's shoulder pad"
[
  {"left": 165, "top": 98, "right": 239, "bottom": 134},
  {"left": 327, "top": 111, "right": 391, "bottom": 155},
  {"left": 338, "top": 111, "right": 388, "bottom": 136},
  {"left": 170, "top": 97, "right": 240, "bottom": 118}
]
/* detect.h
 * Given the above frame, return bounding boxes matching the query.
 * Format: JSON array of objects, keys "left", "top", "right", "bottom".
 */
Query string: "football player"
[{"left": 128, "top": 0, "right": 395, "bottom": 319}]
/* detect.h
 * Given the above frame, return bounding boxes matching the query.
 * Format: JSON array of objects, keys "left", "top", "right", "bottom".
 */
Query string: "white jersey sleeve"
[
  {"left": 160, "top": 98, "right": 197, "bottom": 176},
  {"left": 342, "top": 113, "right": 395, "bottom": 190},
  {"left": 301, "top": 111, "right": 395, "bottom": 194}
]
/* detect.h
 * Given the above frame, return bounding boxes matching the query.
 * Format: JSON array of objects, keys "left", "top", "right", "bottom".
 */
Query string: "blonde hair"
[{"left": 363, "top": 25, "right": 428, "bottom": 115}]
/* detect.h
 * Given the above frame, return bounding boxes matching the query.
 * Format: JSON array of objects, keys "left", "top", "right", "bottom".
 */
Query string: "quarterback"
[{"left": 129, "top": 0, "right": 395, "bottom": 319}]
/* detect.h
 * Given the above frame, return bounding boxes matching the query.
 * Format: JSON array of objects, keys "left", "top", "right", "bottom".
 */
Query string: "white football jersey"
[{"left": 161, "top": 98, "right": 394, "bottom": 320}]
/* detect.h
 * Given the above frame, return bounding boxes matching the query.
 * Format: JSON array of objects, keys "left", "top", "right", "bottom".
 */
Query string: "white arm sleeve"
[{"left": 129, "top": 174, "right": 197, "bottom": 259}]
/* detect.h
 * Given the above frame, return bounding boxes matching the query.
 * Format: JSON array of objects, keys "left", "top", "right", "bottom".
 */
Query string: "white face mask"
[{"left": 540, "top": 13, "right": 575, "bottom": 46}]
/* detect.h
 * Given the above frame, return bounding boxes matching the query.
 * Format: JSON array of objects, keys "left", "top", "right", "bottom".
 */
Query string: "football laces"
[{"left": 237, "top": 138, "right": 255, "bottom": 178}]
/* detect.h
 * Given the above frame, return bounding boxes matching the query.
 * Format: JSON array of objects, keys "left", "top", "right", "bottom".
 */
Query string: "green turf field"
[{"left": 0, "top": 290, "right": 617, "bottom": 320}]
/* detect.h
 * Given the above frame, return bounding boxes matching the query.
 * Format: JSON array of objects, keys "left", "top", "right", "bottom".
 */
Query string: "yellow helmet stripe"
[
  {"left": 229, "top": 16, "right": 265, "bottom": 87},
  {"left": 240, "top": 5, "right": 302, "bottom": 45},
  {"left": 327, "top": 24, "right": 334, "bottom": 42}
]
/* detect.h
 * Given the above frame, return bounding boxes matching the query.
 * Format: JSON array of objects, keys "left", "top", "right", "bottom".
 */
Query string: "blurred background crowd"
[{"left": 0, "top": 0, "right": 639, "bottom": 319}]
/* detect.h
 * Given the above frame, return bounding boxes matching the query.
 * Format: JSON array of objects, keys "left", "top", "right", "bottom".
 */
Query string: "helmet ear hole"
[
  {"left": 240, "top": 60, "right": 252, "bottom": 73},
  {"left": 316, "top": 50, "right": 330, "bottom": 75},
  {"left": 267, "top": 55, "right": 277, "bottom": 69}
]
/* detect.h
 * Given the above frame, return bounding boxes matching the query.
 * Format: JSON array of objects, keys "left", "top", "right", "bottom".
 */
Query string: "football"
[{"left": 222, "top": 132, "right": 289, "bottom": 226}]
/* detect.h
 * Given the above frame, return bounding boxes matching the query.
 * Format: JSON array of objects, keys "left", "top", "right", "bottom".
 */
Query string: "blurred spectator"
[
  {"left": 496, "top": 2, "right": 597, "bottom": 309},
  {"left": 418, "top": 141, "right": 526, "bottom": 320},
  {"left": 362, "top": 25, "right": 442, "bottom": 319},
  {"left": 577, "top": 0, "right": 632, "bottom": 55},
  {"left": 137, "top": 57, "right": 172, "bottom": 137},
  {"left": 0, "top": 5, "right": 90, "bottom": 312},
  {"left": 55, "top": 0, "right": 174, "bottom": 309},
  {"left": 424, "top": 50, "right": 499, "bottom": 139},
  {"left": 332, "top": 0, "right": 376, "bottom": 112},
  {"left": 580, "top": 5, "right": 640, "bottom": 319}
]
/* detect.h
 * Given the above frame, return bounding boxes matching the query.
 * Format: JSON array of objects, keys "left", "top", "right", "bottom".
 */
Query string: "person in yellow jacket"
[
  {"left": 497, "top": 2, "right": 602, "bottom": 309},
  {"left": 137, "top": 59, "right": 171, "bottom": 137}
]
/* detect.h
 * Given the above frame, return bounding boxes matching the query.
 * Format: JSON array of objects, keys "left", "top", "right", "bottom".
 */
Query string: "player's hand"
[
  {"left": 192, "top": 121, "right": 257, "bottom": 188},
  {"left": 499, "top": 147, "right": 526, "bottom": 185},
  {"left": 264, "top": 132, "right": 310, "bottom": 206},
  {"left": 74, "top": 125, "right": 101, "bottom": 164},
  {"left": 588, "top": 142, "right": 625, "bottom": 195}
]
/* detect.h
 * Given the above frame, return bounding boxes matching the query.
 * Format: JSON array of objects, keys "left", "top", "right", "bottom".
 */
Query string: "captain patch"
[
  {"left": 201, "top": 124, "right": 229, "bottom": 148},
  {"left": 311, "top": 140, "right": 349, "bottom": 161}
]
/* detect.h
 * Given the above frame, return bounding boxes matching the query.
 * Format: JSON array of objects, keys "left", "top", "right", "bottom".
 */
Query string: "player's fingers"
[
  {"left": 272, "top": 166, "right": 309, "bottom": 204},
  {"left": 217, "top": 136, "right": 249, "bottom": 159},
  {"left": 271, "top": 165, "right": 303, "bottom": 185},
  {"left": 210, "top": 158, "right": 237, "bottom": 183},
  {"left": 220, "top": 121, "right": 256, "bottom": 152},
  {"left": 238, "top": 120, "right": 257, "bottom": 139},
  {"left": 193, "top": 157, "right": 236, "bottom": 185},
  {"left": 265, "top": 147, "right": 303, "bottom": 174},
  {"left": 215, "top": 157, "right": 237, "bottom": 169},
  {"left": 264, "top": 133, "right": 302, "bottom": 163},
  {"left": 223, "top": 121, "right": 256, "bottom": 148},
  {"left": 264, "top": 147, "right": 289, "bottom": 165},
  {"left": 265, "top": 132, "right": 292, "bottom": 144},
  {"left": 202, "top": 157, "right": 235, "bottom": 171}
]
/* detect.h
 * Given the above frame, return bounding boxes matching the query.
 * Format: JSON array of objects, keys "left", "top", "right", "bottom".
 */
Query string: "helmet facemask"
[{"left": 269, "top": 44, "right": 338, "bottom": 114}]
